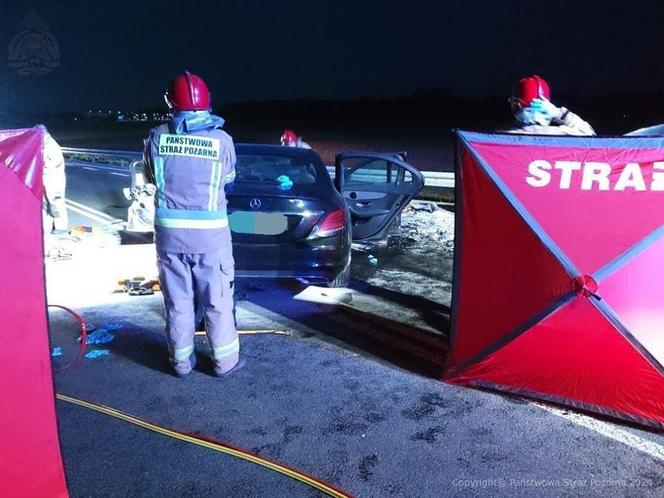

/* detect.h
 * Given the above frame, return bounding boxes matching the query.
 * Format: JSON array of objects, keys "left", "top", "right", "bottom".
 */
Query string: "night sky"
[{"left": 2, "top": 1, "right": 664, "bottom": 113}]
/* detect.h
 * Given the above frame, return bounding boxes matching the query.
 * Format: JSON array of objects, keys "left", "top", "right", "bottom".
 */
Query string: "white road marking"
[
  {"left": 536, "top": 403, "right": 664, "bottom": 462},
  {"left": 67, "top": 161, "right": 130, "bottom": 175},
  {"left": 65, "top": 199, "right": 125, "bottom": 226},
  {"left": 66, "top": 198, "right": 119, "bottom": 221},
  {"left": 66, "top": 203, "right": 117, "bottom": 225}
]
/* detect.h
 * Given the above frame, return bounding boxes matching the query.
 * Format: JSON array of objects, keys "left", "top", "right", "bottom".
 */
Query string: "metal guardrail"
[
  {"left": 62, "top": 147, "right": 455, "bottom": 199},
  {"left": 62, "top": 147, "right": 142, "bottom": 161},
  {"left": 419, "top": 171, "right": 454, "bottom": 188}
]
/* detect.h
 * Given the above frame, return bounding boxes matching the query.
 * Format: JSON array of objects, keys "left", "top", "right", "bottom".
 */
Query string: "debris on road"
[
  {"left": 68, "top": 224, "right": 122, "bottom": 249},
  {"left": 409, "top": 200, "right": 439, "bottom": 213},
  {"left": 46, "top": 247, "right": 73, "bottom": 261},
  {"left": 399, "top": 202, "right": 454, "bottom": 252},
  {"left": 368, "top": 254, "right": 378, "bottom": 266},
  {"left": 116, "top": 277, "right": 160, "bottom": 295},
  {"left": 351, "top": 241, "right": 376, "bottom": 253},
  {"left": 294, "top": 286, "right": 353, "bottom": 305},
  {"left": 45, "top": 244, "right": 160, "bottom": 308},
  {"left": 85, "top": 329, "right": 115, "bottom": 345},
  {"left": 70, "top": 225, "right": 100, "bottom": 237},
  {"left": 351, "top": 203, "right": 455, "bottom": 306},
  {"left": 84, "top": 349, "right": 110, "bottom": 359}
]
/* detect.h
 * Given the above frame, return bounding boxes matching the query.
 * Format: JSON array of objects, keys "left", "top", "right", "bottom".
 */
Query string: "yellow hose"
[
  {"left": 195, "top": 329, "right": 293, "bottom": 336},
  {"left": 56, "top": 394, "right": 353, "bottom": 498}
]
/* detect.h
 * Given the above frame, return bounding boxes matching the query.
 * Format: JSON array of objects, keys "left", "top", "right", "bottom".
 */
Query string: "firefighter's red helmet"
[
  {"left": 164, "top": 71, "right": 211, "bottom": 111},
  {"left": 281, "top": 129, "right": 298, "bottom": 146},
  {"left": 510, "top": 75, "right": 551, "bottom": 111}
]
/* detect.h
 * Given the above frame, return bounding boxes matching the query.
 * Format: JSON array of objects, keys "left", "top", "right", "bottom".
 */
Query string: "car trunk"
[{"left": 227, "top": 185, "right": 325, "bottom": 243}]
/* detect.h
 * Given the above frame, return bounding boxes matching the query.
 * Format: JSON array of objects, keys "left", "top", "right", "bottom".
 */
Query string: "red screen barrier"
[
  {"left": 0, "top": 127, "right": 68, "bottom": 497},
  {"left": 446, "top": 131, "right": 664, "bottom": 429}
]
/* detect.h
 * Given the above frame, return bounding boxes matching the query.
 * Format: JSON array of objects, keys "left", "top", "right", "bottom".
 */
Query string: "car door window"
[
  {"left": 335, "top": 152, "right": 424, "bottom": 241},
  {"left": 343, "top": 158, "right": 400, "bottom": 185}
]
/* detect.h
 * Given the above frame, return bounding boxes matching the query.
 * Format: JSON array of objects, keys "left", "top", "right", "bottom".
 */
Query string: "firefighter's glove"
[{"left": 529, "top": 98, "right": 562, "bottom": 125}]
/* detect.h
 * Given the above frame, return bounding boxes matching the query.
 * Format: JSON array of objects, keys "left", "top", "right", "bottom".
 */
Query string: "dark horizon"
[{"left": 2, "top": 1, "right": 664, "bottom": 113}]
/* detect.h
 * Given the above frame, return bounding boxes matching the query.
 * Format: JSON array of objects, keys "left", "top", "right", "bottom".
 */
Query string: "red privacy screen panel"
[
  {"left": 445, "top": 131, "right": 664, "bottom": 429},
  {"left": 0, "top": 127, "right": 68, "bottom": 497}
]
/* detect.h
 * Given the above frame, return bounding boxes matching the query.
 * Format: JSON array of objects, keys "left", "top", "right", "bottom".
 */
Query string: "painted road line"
[
  {"left": 66, "top": 203, "right": 119, "bottom": 226},
  {"left": 66, "top": 199, "right": 121, "bottom": 222},
  {"left": 65, "top": 199, "right": 125, "bottom": 226},
  {"left": 67, "top": 160, "right": 130, "bottom": 174},
  {"left": 69, "top": 164, "right": 129, "bottom": 175},
  {"left": 536, "top": 403, "right": 664, "bottom": 462}
]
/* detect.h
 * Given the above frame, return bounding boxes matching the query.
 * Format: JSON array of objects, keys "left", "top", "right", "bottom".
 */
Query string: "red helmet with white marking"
[{"left": 164, "top": 71, "right": 211, "bottom": 111}]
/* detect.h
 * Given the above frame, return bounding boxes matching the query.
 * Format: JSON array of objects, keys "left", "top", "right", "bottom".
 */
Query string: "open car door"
[{"left": 335, "top": 152, "right": 424, "bottom": 241}]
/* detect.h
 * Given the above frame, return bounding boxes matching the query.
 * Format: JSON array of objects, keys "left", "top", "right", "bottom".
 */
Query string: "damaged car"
[{"left": 126, "top": 144, "right": 423, "bottom": 287}]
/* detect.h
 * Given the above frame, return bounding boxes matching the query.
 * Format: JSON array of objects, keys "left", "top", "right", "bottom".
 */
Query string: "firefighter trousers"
[{"left": 157, "top": 249, "right": 239, "bottom": 371}]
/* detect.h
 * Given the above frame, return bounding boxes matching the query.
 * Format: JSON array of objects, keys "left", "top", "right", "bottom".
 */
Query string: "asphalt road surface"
[{"left": 47, "top": 158, "right": 664, "bottom": 497}]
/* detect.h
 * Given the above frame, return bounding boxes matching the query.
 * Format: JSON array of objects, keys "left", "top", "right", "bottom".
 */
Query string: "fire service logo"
[{"left": 8, "top": 10, "right": 60, "bottom": 76}]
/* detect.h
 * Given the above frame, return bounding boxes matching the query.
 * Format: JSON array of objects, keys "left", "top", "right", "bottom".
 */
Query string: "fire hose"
[{"left": 50, "top": 307, "right": 352, "bottom": 497}]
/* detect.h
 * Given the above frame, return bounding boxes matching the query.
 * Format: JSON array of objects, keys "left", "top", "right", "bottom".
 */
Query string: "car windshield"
[{"left": 235, "top": 155, "right": 320, "bottom": 185}]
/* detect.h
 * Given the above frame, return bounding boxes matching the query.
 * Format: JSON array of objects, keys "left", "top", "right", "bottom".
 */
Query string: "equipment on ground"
[
  {"left": 123, "top": 160, "right": 155, "bottom": 232},
  {"left": 116, "top": 276, "right": 160, "bottom": 295}
]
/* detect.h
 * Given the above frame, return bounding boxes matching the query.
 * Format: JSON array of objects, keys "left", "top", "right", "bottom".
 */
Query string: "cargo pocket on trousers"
[{"left": 220, "top": 265, "right": 234, "bottom": 296}]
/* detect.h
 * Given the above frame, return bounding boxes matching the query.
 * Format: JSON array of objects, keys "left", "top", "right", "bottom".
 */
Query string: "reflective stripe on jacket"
[{"left": 144, "top": 123, "right": 236, "bottom": 253}]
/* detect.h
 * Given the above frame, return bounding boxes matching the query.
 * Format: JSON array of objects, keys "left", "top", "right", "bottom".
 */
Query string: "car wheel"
[{"left": 328, "top": 264, "right": 351, "bottom": 288}]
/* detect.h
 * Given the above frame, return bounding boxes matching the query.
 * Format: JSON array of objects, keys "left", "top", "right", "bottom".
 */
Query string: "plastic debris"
[
  {"left": 351, "top": 242, "right": 376, "bottom": 253},
  {"left": 46, "top": 247, "right": 73, "bottom": 261},
  {"left": 51, "top": 347, "right": 62, "bottom": 357},
  {"left": 69, "top": 223, "right": 122, "bottom": 247},
  {"left": 294, "top": 286, "right": 353, "bottom": 305},
  {"left": 277, "top": 175, "right": 294, "bottom": 191},
  {"left": 368, "top": 254, "right": 378, "bottom": 266},
  {"left": 84, "top": 349, "right": 110, "bottom": 359},
  {"left": 86, "top": 329, "right": 115, "bottom": 345},
  {"left": 70, "top": 225, "right": 99, "bottom": 236}
]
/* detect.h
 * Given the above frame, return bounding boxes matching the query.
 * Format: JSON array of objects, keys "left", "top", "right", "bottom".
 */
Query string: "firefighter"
[
  {"left": 42, "top": 128, "right": 68, "bottom": 232},
  {"left": 41, "top": 127, "right": 71, "bottom": 260},
  {"left": 280, "top": 129, "right": 312, "bottom": 149},
  {"left": 508, "top": 75, "right": 595, "bottom": 136},
  {"left": 143, "top": 71, "right": 241, "bottom": 377}
]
